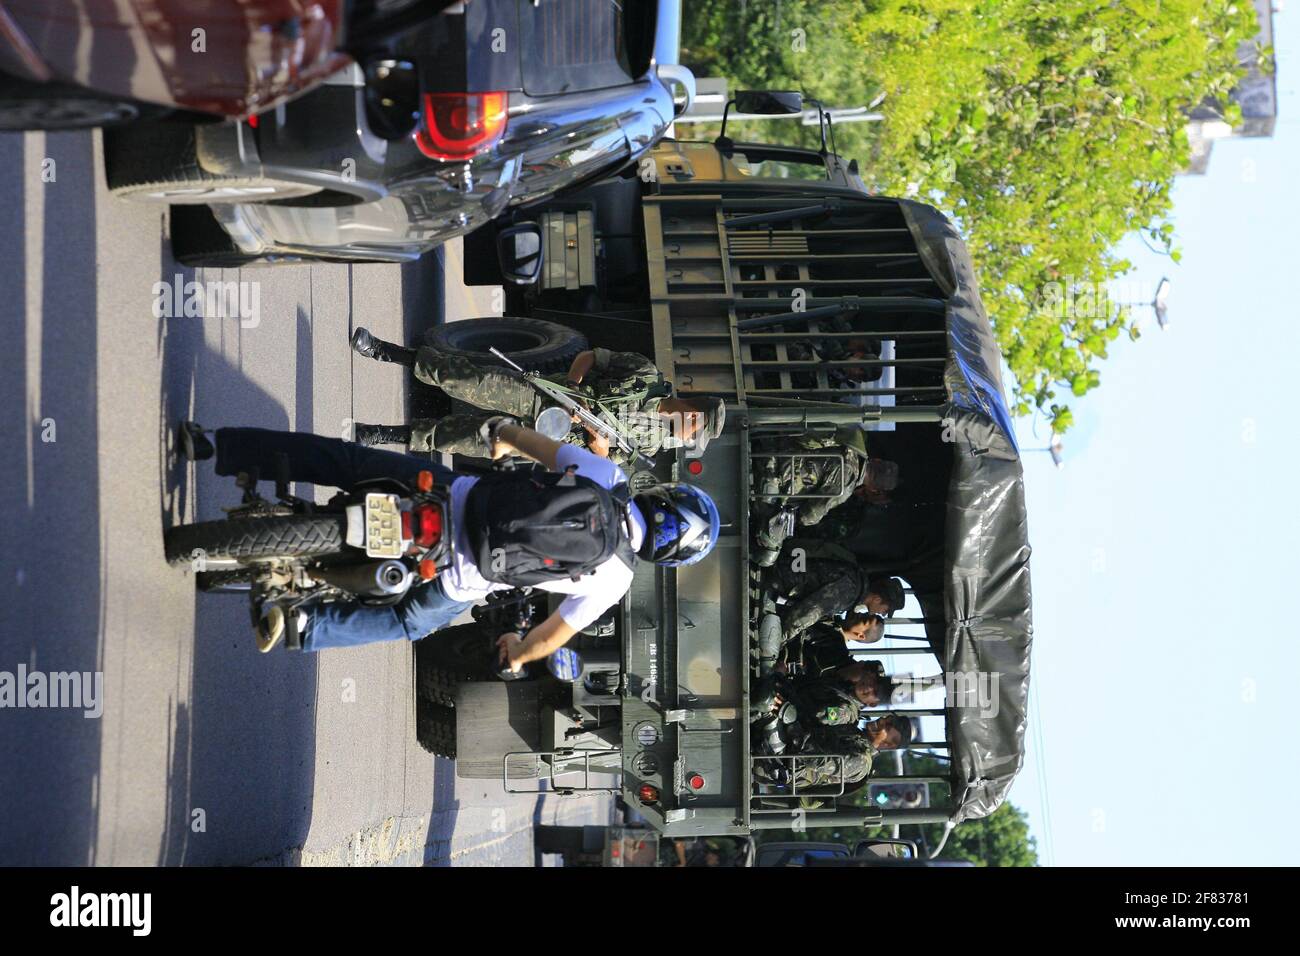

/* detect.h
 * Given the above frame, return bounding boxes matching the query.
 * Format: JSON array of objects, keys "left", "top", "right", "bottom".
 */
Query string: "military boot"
[
  {"left": 350, "top": 327, "right": 417, "bottom": 366},
  {"left": 352, "top": 423, "right": 412, "bottom": 447}
]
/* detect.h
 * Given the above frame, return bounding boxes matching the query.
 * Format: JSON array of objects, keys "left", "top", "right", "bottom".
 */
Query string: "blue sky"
[{"left": 1005, "top": 11, "right": 1300, "bottom": 866}]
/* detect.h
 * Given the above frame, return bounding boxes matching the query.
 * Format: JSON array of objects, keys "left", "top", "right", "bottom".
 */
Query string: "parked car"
[
  {"left": 101, "top": 0, "right": 695, "bottom": 265},
  {"left": 0, "top": 0, "right": 458, "bottom": 130}
]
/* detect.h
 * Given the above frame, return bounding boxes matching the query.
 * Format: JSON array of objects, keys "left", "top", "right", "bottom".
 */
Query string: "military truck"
[{"left": 414, "top": 90, "right": 1034, "bottom": 841}]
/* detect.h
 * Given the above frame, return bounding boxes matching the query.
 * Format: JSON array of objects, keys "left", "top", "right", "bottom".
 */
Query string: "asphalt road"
[{"left": 0, "top": 128, "right": 612, "bottom": 866}]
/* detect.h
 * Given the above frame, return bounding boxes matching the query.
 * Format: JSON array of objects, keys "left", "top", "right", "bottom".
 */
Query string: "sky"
[{"left": 1003, "top": 7, "right": 1300, "bottom": 866}]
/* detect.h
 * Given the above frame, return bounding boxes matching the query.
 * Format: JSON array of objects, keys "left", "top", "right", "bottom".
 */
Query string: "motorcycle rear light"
[
  {"left": 401, "top": 511, "right": 412, "bottom": 540},
  {"left": 414, "top": 505, "right": 442, "bottom": 548},
  {"left": 414, "top": 91, "right": 507, "bottom": 161},
  {"left": 638, "top": 784, "right": 659, "bottom": 804}
]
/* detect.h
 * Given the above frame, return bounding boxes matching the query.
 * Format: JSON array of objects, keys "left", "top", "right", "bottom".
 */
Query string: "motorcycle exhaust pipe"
[{"left": 316, "top": 560, "right": 412, "bottom": 597}]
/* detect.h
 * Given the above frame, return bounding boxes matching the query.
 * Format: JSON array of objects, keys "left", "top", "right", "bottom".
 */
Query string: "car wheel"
[
  {"left": 104, "top": 120, "right": 320, "bottom": 204},
  {"left": 0, "top": 75, "right": 162, "bottom": 131}
]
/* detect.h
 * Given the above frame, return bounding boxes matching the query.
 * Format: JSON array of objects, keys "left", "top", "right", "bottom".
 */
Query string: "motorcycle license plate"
[{"left": 364, "top": 493, "right": 403, "bottom": 558}]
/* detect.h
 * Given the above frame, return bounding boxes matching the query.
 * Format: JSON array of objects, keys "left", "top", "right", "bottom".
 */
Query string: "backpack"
[{"left": 464, "top": 465, "right": 638, "bottom": 586}]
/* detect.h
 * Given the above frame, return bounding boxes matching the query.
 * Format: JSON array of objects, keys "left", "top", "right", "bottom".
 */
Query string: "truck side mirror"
[
  {"left": 362, "top": 59, "right": 420, "bottom": 141},
  {"left": 496, "top": 222, "right": 543, "bottom": 285},
  {"left": 717, "top": 90, "right": 804, "bottom": 153}
]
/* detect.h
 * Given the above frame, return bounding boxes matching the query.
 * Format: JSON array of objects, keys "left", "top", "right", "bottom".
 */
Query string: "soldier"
[
  {"left": 750, "top": 428, "right": 899, "bottom": 567},
  {"left": 762, "top": 539, "right": 906, "bottom": 641},
  {"left": 792, "top": 714, "right": 914, "bottom": 798},
  {"left": 752, "top": 713, "right": 913, "bottom": 804},
  {"left": 786, "top": 315, "right": 884, "bottom": 386},
  {"left": 347, "top": 327, "right": 725, "bottom": 467}
]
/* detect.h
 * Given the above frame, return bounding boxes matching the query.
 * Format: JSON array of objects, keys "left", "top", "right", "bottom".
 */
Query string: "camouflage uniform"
[
  {"left": 751, "top": 429, "right": 868, "bottom": 565},
  {"left": 786, "top": 315, "right": 883, "bottom": 385},
  {"left": 793, "top": 728, "right": 876, "bottom": 792},
  {"left": 761, "top": 539, "right": 868, "bottom": 641},
  {"left": 751, "top": 674, "right": 861, "bottom": 728},
  {"left": 409, "top": 346, "right": 669, "bottom": 468}
]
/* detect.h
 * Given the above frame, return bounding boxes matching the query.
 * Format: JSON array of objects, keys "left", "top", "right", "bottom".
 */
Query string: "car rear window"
[{"left": 520, "top": 0, "right": 644, "bottom": 95}]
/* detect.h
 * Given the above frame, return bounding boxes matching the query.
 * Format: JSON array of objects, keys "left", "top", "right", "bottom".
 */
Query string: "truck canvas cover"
[{"left": 900, "top": 199, "right": 1034, "bottom": 823}]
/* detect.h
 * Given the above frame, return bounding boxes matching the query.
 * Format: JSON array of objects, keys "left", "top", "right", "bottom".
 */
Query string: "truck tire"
[
  {"left": 415, "top": 623, "right": 492, "bottom": 706},
  {"left": 416, "top": 701, "right": 457, "bottom": 758},
  {"left": 164, "top": 514, "right": 348, "bottom": 567},
  {"left": 424, "top": 317, "right": 588, "bottom": 376},
  {"left": 104, "top": 121, "right": 320, "bottom": 204}
]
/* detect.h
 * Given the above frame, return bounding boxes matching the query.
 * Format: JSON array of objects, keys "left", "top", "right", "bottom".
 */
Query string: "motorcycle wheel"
[{"left": 164, "top": 513, "right": 348, "bottom": 567}]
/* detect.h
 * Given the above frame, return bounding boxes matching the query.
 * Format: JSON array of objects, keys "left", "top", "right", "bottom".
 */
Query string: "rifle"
[{"left": 488, "top": 347, "right": 655, "bottom": 470}]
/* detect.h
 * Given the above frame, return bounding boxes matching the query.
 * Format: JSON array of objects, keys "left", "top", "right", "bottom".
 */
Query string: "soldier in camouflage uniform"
[
  {"left": 786, "top": 315, "right": 884, "bottom": 386},
  {"left": 750, "top": 428, "right": 899, "bottom": 566},
  {"left": 790, "top": 714, "right": 912, "bottom": 796},
  {"left": 752, "top": 713, "right": 912, "bottom": 805},
  {"left": 346, "top": 327, "right": 724, "bottom": 468},
  {"left": 761, "top": 539, "right": 906, "bottom": 642}
]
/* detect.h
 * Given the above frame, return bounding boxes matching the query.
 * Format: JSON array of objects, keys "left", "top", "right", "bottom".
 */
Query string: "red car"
[{"left": 0, "top": 0, "right": 453, "bottom": 129}]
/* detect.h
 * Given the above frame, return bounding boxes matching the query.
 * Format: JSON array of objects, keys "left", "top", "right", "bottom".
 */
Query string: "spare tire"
[{"left": 424, "top": 317, "right": 588, "bottom": 376}]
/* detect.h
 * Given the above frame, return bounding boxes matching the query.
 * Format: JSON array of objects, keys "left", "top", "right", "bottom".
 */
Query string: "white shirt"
[{"left": 439, "top": 444, "right": 645, "bottom": 631}]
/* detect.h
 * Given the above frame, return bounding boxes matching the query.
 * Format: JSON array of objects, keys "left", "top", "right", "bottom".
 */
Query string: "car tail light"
[
  {"left": 686, "top": 459, "right": 703, "bottom": 476},
  {"left": 414, "top": 92, "right": 507, "bottom": 161},
  {"left": 412, "top": 505, "right": 442, "bottom": 548},
  {"left": 638, "top": 784, "right": 659, "bottom": 804}
]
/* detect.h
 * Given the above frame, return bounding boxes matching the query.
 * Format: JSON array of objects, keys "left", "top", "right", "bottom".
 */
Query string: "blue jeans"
[{"left": 213, "top": 427, "right": 472, "bottom": 652}]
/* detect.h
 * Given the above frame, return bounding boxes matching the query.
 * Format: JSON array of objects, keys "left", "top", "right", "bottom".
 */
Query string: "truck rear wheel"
[
  {"left": 415, "top": 622, "right": 493, "bottom": 706},
  {"left": 416, "top": 701, "right": 457, "bottom": 758}
]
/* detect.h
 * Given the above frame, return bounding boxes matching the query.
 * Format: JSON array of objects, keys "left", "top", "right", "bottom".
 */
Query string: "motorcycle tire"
[{"left": 164, "top": 513, "right": 348, "bottom": 567}]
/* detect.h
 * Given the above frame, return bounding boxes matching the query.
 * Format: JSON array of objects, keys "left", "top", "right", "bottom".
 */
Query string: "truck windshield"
[{"left": 729, "top": 146, "right": 830, "bottom": 181}]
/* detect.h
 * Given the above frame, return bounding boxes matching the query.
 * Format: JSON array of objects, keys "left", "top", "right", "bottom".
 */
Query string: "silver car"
[{"left": 104, "top": 0, "right": 694, "bottom": 265}]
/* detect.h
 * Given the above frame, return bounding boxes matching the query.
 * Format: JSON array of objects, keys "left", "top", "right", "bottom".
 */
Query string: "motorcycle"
[{"left": 164, "top": 454, "right": 452, "bottom": 648}]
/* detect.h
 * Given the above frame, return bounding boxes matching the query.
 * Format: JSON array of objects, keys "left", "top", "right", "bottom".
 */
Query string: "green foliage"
[{"left": 682, "top": 0, "right": 1259, "bottom": 429}]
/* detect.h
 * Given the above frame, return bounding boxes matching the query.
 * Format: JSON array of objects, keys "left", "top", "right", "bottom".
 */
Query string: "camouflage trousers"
[
  {"left": 410, "top": 347, "right": 549, "bottom": 456},
  {"left": 762, "top": 556, "right": 865, "bottom": 642}
]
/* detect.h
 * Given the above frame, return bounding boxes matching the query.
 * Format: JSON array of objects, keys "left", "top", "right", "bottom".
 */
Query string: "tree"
[
  {"left": 682, "top": 0, "right": 1261, "bottom": 431},
  {"left": 923, "top": 802, "right": 1039, "bottom": 867}
]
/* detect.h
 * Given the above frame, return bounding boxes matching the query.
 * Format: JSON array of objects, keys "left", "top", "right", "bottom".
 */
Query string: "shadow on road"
[
  {"left": 0, "top": 131, "right": 105, "bottom": 865},
  {"left": 154, "top": 246, "right": 321, "bottom": 865}
]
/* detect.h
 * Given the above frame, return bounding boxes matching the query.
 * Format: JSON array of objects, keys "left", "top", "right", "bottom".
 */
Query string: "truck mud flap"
[{"left": 454, "top": 681, "right": 544, "bottom": 780}]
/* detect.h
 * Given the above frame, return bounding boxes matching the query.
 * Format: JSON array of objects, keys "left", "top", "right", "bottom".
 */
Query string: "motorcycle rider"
[{"left": 176, "top": 419, "right": 720, "bottom": 667}]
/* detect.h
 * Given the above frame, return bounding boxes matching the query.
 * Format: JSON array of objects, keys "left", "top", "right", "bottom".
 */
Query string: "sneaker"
[
  {"left": 256, "top": 607, "right": 286, "bottom": 653},
  {"left": 178, "top": 421, "right": 214, "bottom": 461},
  {"left": 352, "top": 422, "right": 412, "bottom": 447}
]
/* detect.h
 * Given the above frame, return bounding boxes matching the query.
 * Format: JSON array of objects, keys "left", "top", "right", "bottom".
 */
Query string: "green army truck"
[{"left": 417, "top": 92, "right": 1034, "bottom": 841}]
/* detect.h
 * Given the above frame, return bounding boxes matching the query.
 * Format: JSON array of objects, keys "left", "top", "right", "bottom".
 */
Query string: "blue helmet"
[{"left": 633, "top": 482, "right": 720, "bottom": 567}]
